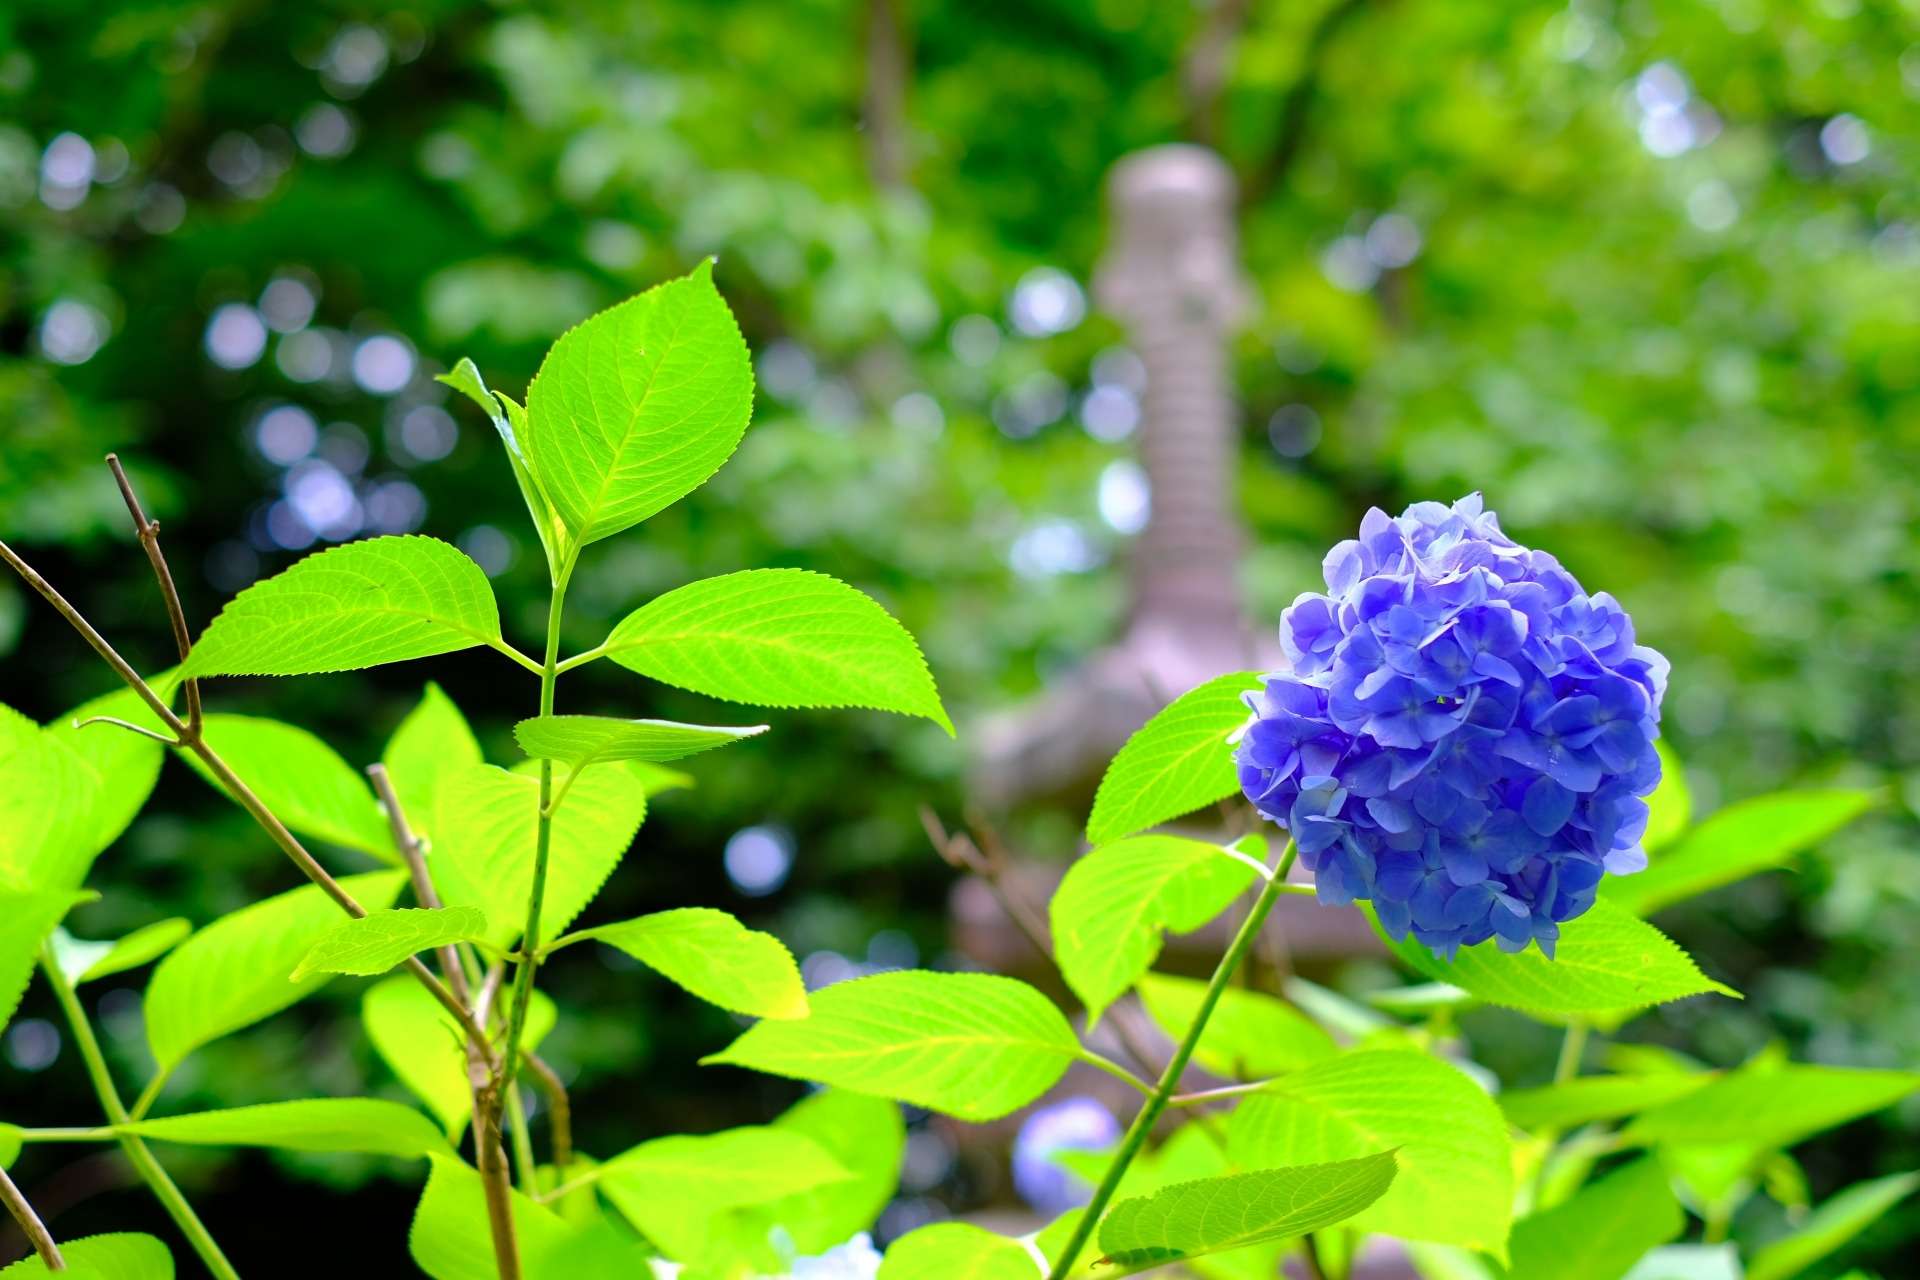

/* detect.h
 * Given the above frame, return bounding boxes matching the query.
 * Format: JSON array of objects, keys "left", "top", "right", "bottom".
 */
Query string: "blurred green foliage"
[{"left": 2, "top": 0, "right": 1916, "bottom": 1274}]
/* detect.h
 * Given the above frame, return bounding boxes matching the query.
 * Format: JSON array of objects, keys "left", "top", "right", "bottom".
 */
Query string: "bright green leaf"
[
  {"left": 1499, "top": 1074, "right": 1716, "bottom": 1133},
  {"left": 1606, "top": 788, "right": 1878, "bottom": 916},
  {"left": 704, "top": 970, "right": 1079, "bottom": 1122},
  {"left": 291, "top": 907, "right": 489, "bottom": 981},
  {"left": 182, "top": 714, "right": 393, "bottom": 857},
  {"left": 144, "top": 871, "right": 406, "bottom": 1071},
  {"left": 428, "top": 761, "right": 647, "bottom": 948},
  {"left": 1086, "top": 671, "right": 1262, "bottom": 845},
  {"left": 49, "top": 918, "right": 191, "bottom": 988},
  {"left": 125, "top": 1098, "right": 450, "bottom": 1160},
  {"left": 558, "top": 907, "right": 806, "bottom": 1019},
  {"left": 0, "top": 717, "right": 106, "bottom": 892},
  {"left": 1623, "top": 1064, "right": 1920, "bottom": 1150},
  {"left": 514, "top": 713, "right": 767, "bottom": 771},
  {"left": 600, "top": 568, "right": 952, "bottom": 733},
  {"left": 1228, "top": 1051, "right": 1514, "bottom": 1258},
  {"left": 0, "top": 888, "right": 88, "bottom": 1035},
  {"left": 1642, "top": 743, "right": 1691, "bottom": 854},
  {"left": 1501, "top": 1157, "right": 1681, "bottom": 1280},
  {"left": 522, "top": 259, "right": 754, "bottom": 544},
  {"left": 595, "top": 1126, "right": 854, "bottom": 1263},
  {"left": 51, "top": 685, "right": 169, "bottom": 858},
  {"left": 711, "top": 1090, "right": 906, "bottom": 1266},
  {"left": 0, "top": 1232, "right": 172, "bottom": 1279},
  {"left": 182, "top": 536, "right": 505, "bottom": 678},
  {"left": 1136, "top": 972, "right": 1336, "bottom": 1078},
  {"left": 1098, "top": 1151, "right": 1399, "bottom": 1268},
  {"left": 436, "top": 359, "right": 570, "bottom": 577},
  {"left": 409, "top": 1153, "right": 654, "bottom": 1280},
  {"left": 364, "top": 975, "right": 557, "bottom": 1137},
  {"left": 1051, "top": 835, "right": 1257, "bottom": 1025},
  {"left": 381, "top": 683, "right": 484, "bottom": 843},
  {"left": 878, "top": 1223, "right": 1039, "bottom": 1280},
  {"left": 1747, "top": 1171, "right": 1920, "bottom": 1280},
  {"left": 1375, "top": 898, "right": 1738, "bottom": 1016}
]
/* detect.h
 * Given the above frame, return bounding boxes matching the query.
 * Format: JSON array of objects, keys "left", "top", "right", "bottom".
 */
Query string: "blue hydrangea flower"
[
  {"left": 1237, "top": 495, "right": 1668, "bottom": 959},
  {"left": 1011, "top": 1096, "right": 1121, "bottom": 1215}
]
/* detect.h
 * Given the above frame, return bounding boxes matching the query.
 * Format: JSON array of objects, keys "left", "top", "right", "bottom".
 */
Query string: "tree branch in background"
[
  {"left": 1239, "top": 0, "right": 1375, "bottom": 209},
  {"left": 861, "top": 0, "right": 912, "bottom": 190},
  {"left": 1182, "top": 0, "right": 1252, "bottom": 148},
  {"left": 0, "top": 1165, "right": 63, "bottom": 1271}
]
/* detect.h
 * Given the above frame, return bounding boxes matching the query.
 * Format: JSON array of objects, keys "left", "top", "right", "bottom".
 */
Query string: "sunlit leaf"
[
  {"left": 291, "top": 907, "right": 488, "bottom": 980},
  {"left": 363, "top": 975, "right": 557, "bottom": 1138},
  {"left": 145, "top": 871, "right": 406, "bottom": 1071},
  {"left": 1623, "top": 1064, "right": 1920, "bottom": 1150},
  {"left": 1228, "top": 1051, "right": 1513, "bottom": 1258},
  {"left": 704, "top": 970, "right": 1079, "bottom": 1122},
  {"left": 1606, "top": 788, "right": 1878, "bottom": 916},
  {"left": 1746, "top": 1170, "right": 1920, "bottom": 1280},
  {"left": 437, "top": 359, "right": 570, "bottom": 577},
  {"left": 181, "top": 714, "right": 393, "bottom": 857},
  {"left": 382, "top": 683, "right": 484, "bottom": 843},
  {"left": 1135, "top": 972, "right": 1336, "bottom": 1078},
  {"left": 1086, "top": 671, "right": 1262, "bottom": 845},
  {"left": 514, "top": 714, "right": 766, "bottom": 771},
  {"left": 1499, "top": 1073, "right": 1716, "bottom": 1133},
  {"left": 49, "top": 919, "right": 191, "bottom": 987},
  {"left": 1098, "top": 1151, "right": 1398, "bottom": 1268},
  {"left": 557, "top": 907, "right": 806, "bottom": 1019},
  {"left": 0, "top": 1232, "right": 172, "bottom": 1279},
  {"left": 126, "top": 1098, "right": 450, "bottom": 1160},
  {"left": 1374, "top": 898, "right": 1738, "bottom": 1017},
  {"left": 877, "top": 1223, "right": 1038, "bottom": 1280},
  {"left": 0, "top": 887, "right": 90, "bottom": 1035},
  {"left": 600, "top": 568, "right": 952, "bottom": 733},
  {"left": 1051, "top": 834, "right": 1257, "bottom": 1025},
  {"left": 183, "top": 536, "right": 505, "bottom": 678},
  {"left": 1502, "top": 1157, "right": 1681, "bottom": 1280}
]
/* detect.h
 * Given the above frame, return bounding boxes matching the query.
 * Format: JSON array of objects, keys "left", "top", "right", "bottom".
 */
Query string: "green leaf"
[
  {"left": 427, "top": 763, "right": 647, "bottom": 948},
  {"left": 181, "top": 714, "right": 393, "bottom": 857},
  {"left": 1499, "top": 1074, "right": 1716, "bottom": 1133},
  {"left": 1501, "top": 1157, "right": 1681, "bottom": 1280},
  {"left": 595, "top": 1126, "right": 854, "bottom": 1263},
  {"left": 707, "top": 1090, "right": 906, "bottom": 1266},
  {"left": 291, "top": 907, "right": 489, "bottom": 981},
  {"left": 522, "top": 259, "right": 754, "bottom": 544},
  {"left": 0, "top": 715, "right": 107, "bottom": 891},
  {"left": 558, "top": 907, "right": 807, "bottom": 1019},
  {"left": 1623, "top": 1064, "right": 1920, "bottom": 1150},
  {"left": 1086, "top": 671, "right": 1262, "bottom": 845},
  {"left": 382, "top": 683, "right": 484, "bottom": 843},
  {"left": 0, "top": 1125, "right": 20, "bottom": 1168},
  {"left": 410, "top": 1153, "right": 655, "bottom": 1280},
  {"left": 0, "top": 1233, "right": 172, "bottom": 1279},
  {"left": 878, "top": 1223, "right": 1040, "bottom": 1280},
  {"left": 125, "top": 1098, "right": 450, "bottom": 1160},
  {"left": 600, "top": 568, "right": 952, "bottom": 733},
  {"left": 51, "top": 685, "right": 169, "bottom": 858},
  {"left": 1374, "top": 897, "right": 1738, "bottom": 1016},
  {"left": 0, "top": 888, "right": 90, "bottom": 1035},
  {"left": 144, "top": 871, "right": 406, "bottom": 1072},
  {"left": 48, "top": 918, "right": 190, "bottom": 987},
  {"left": 1746, "top": 1171, "right": 1920, "bottom": 1280},
  {"left": 704, "top": 970, "right": 1079, "bottom": 1122},
  {"left": 514, "top": 713, "right": 767, "bottom": 771},
  {"left": 1605, "top": 788, "right": 1878, "bottom": 916},
  {"left": 1136, "top": 972, "right": 1337, "bottom": 1079},
  {"left": 364, "top": 975, "right": 557, "bottom": 1137},
  {"left": 1098, "top": 1151, "right": 1399, "bottom": 1268},
  {"left": 436, "top": 359, "right": 570, "bottom": 577},
  {"left": 182, "top": 536, "right": 505, "bottom": 678},
  {"left": 1050, "top": 835, "right": 1257, "bottom": 1025},
  {"left": 1642, "top": 743, "right": 1691, "bottom": 854},
  {"left": 1228, "top": 1051, "right": 1514, "bottom": 1258}
]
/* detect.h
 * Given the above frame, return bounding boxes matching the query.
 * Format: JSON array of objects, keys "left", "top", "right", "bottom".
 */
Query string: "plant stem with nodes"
[
  {"left": 0, "top": 458, "right": 522, "bottom": 1279},
  {"left": 0, "top": 1163, "right": 63, "bottom": 1271},
  {"left": 39, "top": 944, "right": 237, "bottom": 1280},
  {"left": 1042, "top": 839, "right": 1299, "bottom": 1280}
]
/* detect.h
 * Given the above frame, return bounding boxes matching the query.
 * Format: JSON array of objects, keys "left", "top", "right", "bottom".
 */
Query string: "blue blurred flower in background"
[
  {"left": 1011, "top": 1096, "right": 1121, "bottom": 1215},
  {"left": 1238, "top": 495, "right": 1667, "bottom": 959}
]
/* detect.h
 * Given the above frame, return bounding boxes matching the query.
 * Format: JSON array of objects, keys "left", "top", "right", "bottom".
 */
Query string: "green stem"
[
  {"left": 1043, "top": 840, "right": 1298, "bottom": 1280},
  {"left": 39, "top": 947, "right": 240, "bottom": 1280},
  {"left": 505, "top": 1083, "right": 538, "bottom": 1194},
  {"left": 498, "top": 558, "right": 573, "bottom": 1112},
  {"left": 1553, "top": 1021, "right": 1590, "bottom": 1085}
]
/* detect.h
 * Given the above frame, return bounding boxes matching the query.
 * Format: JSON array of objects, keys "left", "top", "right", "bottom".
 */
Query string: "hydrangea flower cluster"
[{"left": 1237, "top": 495, "right": 1667, "bottom": 959}]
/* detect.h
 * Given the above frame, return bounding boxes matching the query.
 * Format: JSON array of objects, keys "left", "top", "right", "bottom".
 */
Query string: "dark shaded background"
[{"left": 2, "top": 0, "right": 1916, "bottom": 1274}]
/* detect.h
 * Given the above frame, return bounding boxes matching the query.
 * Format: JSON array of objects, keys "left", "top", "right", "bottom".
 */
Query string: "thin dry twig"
[
  {"left": 106, "top": 453, "right": 199, "bottom": 735},
  {"left": 0, "top": 1165, "right": 63, "bottom": 1271}
]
